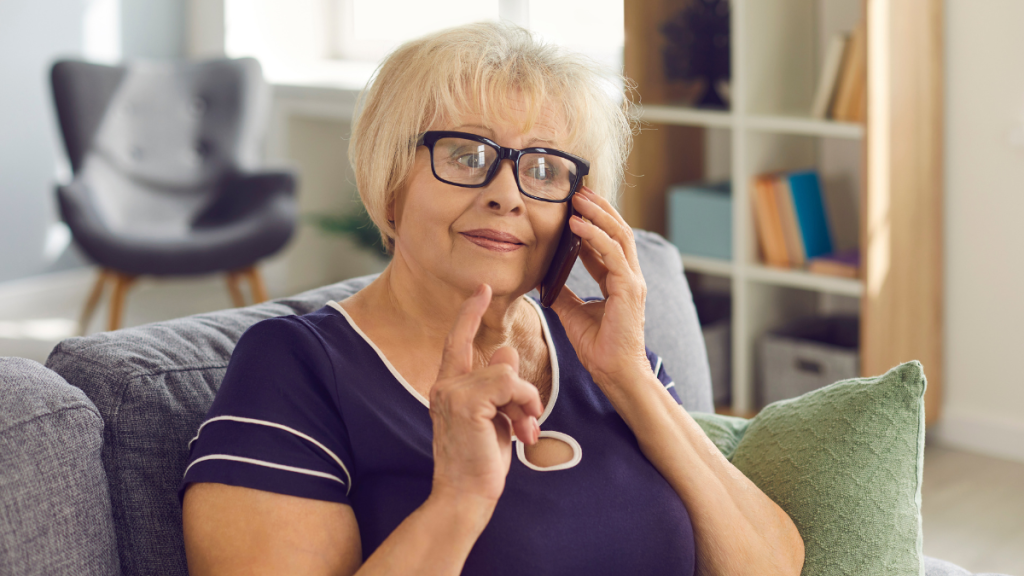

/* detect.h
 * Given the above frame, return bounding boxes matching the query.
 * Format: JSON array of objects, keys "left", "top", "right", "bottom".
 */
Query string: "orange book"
[
  {"left": 752, "top": 175, "right": 789, "bottom": 267},
  {"left": 830, "top": 18, "right": 867, "bottom": 123},
  {"left": 774, "top": 176, "right": 805, "bottom": 267}
]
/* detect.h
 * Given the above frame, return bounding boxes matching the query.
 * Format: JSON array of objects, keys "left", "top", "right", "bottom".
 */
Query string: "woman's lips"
[{"left": 460, "top": 232, "right": 524, "bottom": 253}]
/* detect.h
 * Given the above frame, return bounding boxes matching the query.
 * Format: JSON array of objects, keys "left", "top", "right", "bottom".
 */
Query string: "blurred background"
[{"left": 0, "top": 0, "right": 1021, "bottom": 572}]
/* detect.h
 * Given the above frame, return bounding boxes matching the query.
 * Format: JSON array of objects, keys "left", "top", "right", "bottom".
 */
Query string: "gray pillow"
[{"left": 0, "top": 357, "right": 120, "bottom": 576}]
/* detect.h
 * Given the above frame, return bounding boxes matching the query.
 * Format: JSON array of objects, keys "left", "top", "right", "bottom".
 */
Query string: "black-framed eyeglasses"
[{"left": 416, "top": 131, "right": 590, "bottom": 203}]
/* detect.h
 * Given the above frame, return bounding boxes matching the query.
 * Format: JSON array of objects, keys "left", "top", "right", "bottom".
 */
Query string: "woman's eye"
[
  {"left": 524, "top": 161, "right": 558, "bottom": 182},
  {"left": 526, "top": 167, "right": 549, "bottom": 180},
  {"left": 455, "top": 152, "right": 487, "bottom": 169}
]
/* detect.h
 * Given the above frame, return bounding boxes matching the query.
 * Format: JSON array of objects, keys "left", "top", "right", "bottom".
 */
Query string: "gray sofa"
[{"left": 0, "top": 230, "right": 1005, "bottom": 576}]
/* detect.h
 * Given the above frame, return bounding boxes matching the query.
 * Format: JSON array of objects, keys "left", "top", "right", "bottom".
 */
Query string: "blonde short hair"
[{"left": 349, "top": 21, "right": 637, "bottom": 254}]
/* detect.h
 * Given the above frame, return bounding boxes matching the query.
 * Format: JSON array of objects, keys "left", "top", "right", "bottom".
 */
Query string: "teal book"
[{"left": 785, "top": 171, "right": 833, "bottom": 259}]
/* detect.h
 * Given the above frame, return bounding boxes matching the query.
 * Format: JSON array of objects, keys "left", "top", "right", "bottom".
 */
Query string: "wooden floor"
[
  {"left": 922, "top": 445, "right": 1024, "bottom": 575},
  {"left": 1, "top": 273, "right": 1022, "bottom": 574}
]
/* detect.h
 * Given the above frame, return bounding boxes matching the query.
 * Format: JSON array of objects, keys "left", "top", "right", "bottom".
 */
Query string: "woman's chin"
[{"left": 450, "top": 269, "right": 537, "bottom": 299}]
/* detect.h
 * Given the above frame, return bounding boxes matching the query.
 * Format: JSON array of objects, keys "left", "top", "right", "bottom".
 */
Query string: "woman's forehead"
[
  {"left": 443, "top": 107, "right": 568, "bottom": 147},
  {"left": 447, "top": 124, "right": 564, "bottom": 149}
]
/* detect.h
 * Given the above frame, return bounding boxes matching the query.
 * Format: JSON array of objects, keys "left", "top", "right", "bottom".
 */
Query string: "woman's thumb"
[{"left": 489, "top": 345, "right": 520, "bottom": 375}]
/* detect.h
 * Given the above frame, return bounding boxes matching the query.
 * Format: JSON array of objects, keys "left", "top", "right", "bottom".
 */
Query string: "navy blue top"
[{"left": 182, "top": 296, "right": 696, "bottom": 575}]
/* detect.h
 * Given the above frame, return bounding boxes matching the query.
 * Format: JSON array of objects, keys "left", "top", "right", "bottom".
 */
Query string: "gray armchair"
[
  {"left": 50, "top": 57, "right": 297, "bottom": 332},
  {"left": 0, "top": 231, "right": 1010, "bottom": 575}
]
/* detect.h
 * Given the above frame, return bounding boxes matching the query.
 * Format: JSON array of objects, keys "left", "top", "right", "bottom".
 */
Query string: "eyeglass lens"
[{"left": 432, "top": 136, "right": 578, "bottom": 200}]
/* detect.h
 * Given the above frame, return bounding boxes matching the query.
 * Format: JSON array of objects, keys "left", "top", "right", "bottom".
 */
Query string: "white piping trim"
[
  {"left": 184, "top": 454, "right": 346, "bottom": 486},
  {"left": 326, "top": 300, "right": 430, "bottom": 407},
  {"left": 516, "top": 430, "right": 582, "bottom": 472},
  {"left": 666, "top": 381, "right": 676, "bottom": 389},
  {"left": 325, "top": 297, "right": 561, "bottom": 425},
  {"left": 653, "top": 356, "right": 663, "bottom": 378},
  {"left": 521, "top": 296, "right": 560, "bottom": 426},
  {"left": 189, "top": 415, "right": 352, "bottom": 494}
]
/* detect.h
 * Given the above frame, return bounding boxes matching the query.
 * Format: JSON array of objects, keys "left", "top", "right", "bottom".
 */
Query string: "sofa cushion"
[
  {"left": 44, "top": 276, "right": 373, "bottom": 576},
  {"left": 692, "top": 361, "right": 927, "bottom": 576},
  {"left": 45, "top": 229, "right": 712, "bottom": 576},
  {"left": 0, "top": 357, "right": 120, "bottom": 576}
]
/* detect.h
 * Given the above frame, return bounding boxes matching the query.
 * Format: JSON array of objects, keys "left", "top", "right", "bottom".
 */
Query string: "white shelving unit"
[
  {"left": 641, "top": 105, "right": 864, "bottom": 139},
  {"left": 629, "top": 0, "right": 866, "bottom": 414}
]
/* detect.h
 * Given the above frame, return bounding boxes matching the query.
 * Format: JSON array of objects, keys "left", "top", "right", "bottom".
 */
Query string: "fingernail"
[
  {"left": 532, "top": 417, "right": 540, "bottom": 444},
  {"left": 474, "top": 284, "right": 486, "bottom": 297}
]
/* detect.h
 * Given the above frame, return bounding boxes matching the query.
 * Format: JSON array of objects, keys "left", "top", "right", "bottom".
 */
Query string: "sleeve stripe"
[
  {"left": 189, "top": 415, "right": 352, "bottom": 495},
  {"left": 184, "top": 454, "right": 346, "bottom": 486},
  {"left": 653, "top": 356, "right": 664, "bottom": 378}
]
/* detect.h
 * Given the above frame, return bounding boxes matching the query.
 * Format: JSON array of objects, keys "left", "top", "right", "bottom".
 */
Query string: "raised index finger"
[{"left": 437, "top": 284, "right": 491, "bottom": 379}]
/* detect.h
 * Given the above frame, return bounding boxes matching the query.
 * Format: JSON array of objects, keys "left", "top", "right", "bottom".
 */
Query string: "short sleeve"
[
  {"left": 646, "top": 347, "right": 682, "bottom": 405},
  {"left": 180, "top": 315, "right": 355, "bottom": 505}
]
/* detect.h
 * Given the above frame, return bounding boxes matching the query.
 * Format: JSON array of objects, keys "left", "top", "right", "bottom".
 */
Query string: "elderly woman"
[{"left": 181, "top": 22, "right": 803, "bottom": 576}]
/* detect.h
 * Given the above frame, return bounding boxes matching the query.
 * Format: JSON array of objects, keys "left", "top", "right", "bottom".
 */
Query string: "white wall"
[
  {"left": 0, "top": 0, "right": 185, "bottom": 284},
  {"left": 0, "top": 0, "right": 88, "bottom": 283},
  {"left": 937, "top": 0, "right": 1024, "bottom": 463}
]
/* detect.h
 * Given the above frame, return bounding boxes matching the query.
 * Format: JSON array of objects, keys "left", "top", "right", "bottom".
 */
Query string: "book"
[
  {"left": 786, "top": 171, "right": 834, "bottom": 259},
  {"left": 751, "top": 175, "right": 790, "bottom": 267},
  {"left": 831, "top": 19, "right": 867, "bottom": 122},
  {"left": 846, "top": 23, "right": 867, "bottom": 124},
  {"left": 808, "top": 249, "right": 860, "bottom": 278},
  {"left": 810, "top": 33, "right": 849, "bottom": 119},
  {"left": 774, "top": 176, "right": 806, "bottom": 267},
  {"left": 752, "top": 170, "right": 836, "bottom": 269}
]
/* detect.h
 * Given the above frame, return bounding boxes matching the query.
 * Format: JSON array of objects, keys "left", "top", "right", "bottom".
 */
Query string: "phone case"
[{"left": 539, "top": 207, "right": 581, "bottom": 307}]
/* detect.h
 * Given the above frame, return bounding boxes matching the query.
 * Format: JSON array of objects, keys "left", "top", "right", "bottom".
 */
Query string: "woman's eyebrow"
[
  {"left": 453, "top": 124, "right": 494, "bottom": 136},
  {"left": 452, "top": 125, "right": 562, "bottom": 148},
  {"left": 525, "top": 137, "right": 560, "bottom": 147}
]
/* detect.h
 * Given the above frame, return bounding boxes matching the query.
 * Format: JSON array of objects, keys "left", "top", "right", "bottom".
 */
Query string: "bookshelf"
[{"left": 623, "top": 0, "right": 944, "bottom": 423}]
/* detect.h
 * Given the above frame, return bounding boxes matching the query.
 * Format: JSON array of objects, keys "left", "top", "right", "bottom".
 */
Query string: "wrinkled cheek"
[{"left": 525, "top": 250, "right": 552, "bottom": 286}]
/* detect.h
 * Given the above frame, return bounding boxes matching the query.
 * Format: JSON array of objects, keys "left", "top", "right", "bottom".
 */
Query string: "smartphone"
[{"left": 539, "top": 206, "right": 581, "bottom": 308}]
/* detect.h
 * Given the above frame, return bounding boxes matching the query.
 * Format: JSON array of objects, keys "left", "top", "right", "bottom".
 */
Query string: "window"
[
  {"left": 224, "top": 0, "right": 623, "bottom": 86},
  {"left": 333, "top": 0, "right": 501, "bottom": 62}
]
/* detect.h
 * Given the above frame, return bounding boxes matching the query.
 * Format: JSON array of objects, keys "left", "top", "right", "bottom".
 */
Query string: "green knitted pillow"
[{"left": 692, "top": 361, "right": 926, "bottom": 576}]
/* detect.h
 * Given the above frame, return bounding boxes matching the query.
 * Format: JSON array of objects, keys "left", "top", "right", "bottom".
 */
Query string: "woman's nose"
[{"left": 482, "top": 160, "right": 524, "bottom": 213}]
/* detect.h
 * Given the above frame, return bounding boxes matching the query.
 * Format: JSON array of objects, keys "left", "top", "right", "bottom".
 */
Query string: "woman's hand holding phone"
[{"left": 548, "top": 186, "right": 651, "bottom": 392}]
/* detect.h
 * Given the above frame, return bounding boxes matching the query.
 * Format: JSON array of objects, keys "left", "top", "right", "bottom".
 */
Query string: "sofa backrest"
[
  {"left": 0, "top": 357, "right": 120, "bottom": 576},
  {"left": 46, "top": 229, "right": 711, "bottom": 576}
]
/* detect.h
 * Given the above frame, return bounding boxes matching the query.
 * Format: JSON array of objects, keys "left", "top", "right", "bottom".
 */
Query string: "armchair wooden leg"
[
  {"left": 225, "top": 272, "right": 246, "bottom": 307},
  {"left": 242, "top": 266, "right": 269, "bottom": 303},
  {"left": 108, "top": 272, "right": 136, "bottom": 331},
  {"left": 78, "top": 269, "right": 109, "bottom": 336}
]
